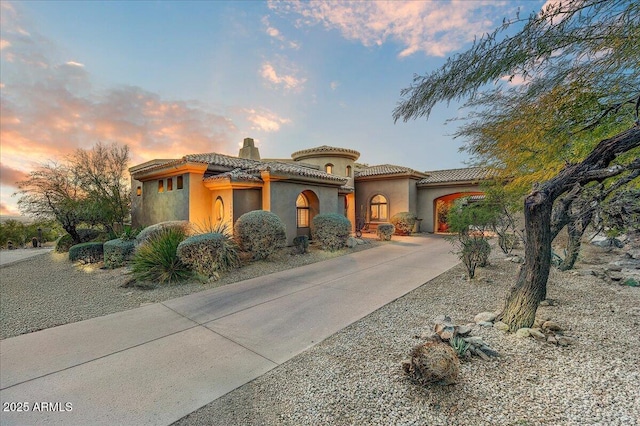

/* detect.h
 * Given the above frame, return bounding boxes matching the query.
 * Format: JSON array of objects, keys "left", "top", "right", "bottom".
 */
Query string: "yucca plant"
[
  {"left": 450, "top": 335, "right": 471, "bottom": 358},
  {"left": 130, "top": 227, "right": 193, "bottom": 285}
]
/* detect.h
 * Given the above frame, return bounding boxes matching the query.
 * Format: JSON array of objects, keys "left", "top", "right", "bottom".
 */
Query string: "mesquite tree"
[{"left": 394, "top": 0, "right": 640, "bottom": 330}]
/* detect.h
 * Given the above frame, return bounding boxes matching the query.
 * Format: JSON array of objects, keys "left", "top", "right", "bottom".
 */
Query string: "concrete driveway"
[{"left": 0, "top": 234, "right": 458, "bottom": 425}]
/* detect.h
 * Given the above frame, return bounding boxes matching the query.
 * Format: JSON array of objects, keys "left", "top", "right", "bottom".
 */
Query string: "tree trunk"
[
  {"left": 559, "top": 219, "right": 582, "bottom": 271},
  {"left": 499, "top": 126, "right": 640, "bottom": 332},
  {"left": 500, "top": 191, "right": 553, "bottom": 331}
]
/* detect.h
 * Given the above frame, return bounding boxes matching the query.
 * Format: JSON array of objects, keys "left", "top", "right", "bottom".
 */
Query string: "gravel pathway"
[{"left": 174, "top": 244, "right": 640, "bottom": 426}]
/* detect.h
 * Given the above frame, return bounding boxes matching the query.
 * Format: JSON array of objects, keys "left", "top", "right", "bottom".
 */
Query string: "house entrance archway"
[
  {"left": 296, "top": 190, "right": 319, "bottom": 238},
  {"left": 433, "top": 192, "right": 484, "bottom": 233}
]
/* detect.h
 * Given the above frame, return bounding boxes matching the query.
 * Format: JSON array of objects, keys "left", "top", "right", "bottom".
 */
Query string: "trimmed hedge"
[
  {"left": 376, "top": 223, "right": 395, "bottom": 241},
  {"left": 311, "top": 213, "right": 352, "bottom": 251},
  {"left": 391, "top": 212, "right": 418, "bottom": 235},
  {"left": 135, "top": 221, "right": 192, "bottom": 247},
  {"left": 55, "top": 229, "right": 102, "bottom": 253},
  {"left": 177, "top": 232, "right": 241, "bottom": 279},
  {"left": 104, "top": 238, "right": 135, "bottom": 268},
  {"left": 234, "top": 210, "right": 286, "bottom": 260},
  {"left": 69, "top": 242, "right": 104, "bottom": 263}
]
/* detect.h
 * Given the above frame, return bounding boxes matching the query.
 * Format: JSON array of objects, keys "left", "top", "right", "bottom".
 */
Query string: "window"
[
  {"left": 370, "top": 194, "right": 388, "bottom": 221},
  {"left": 177, "top": 175, "right": 184, "bottom": 189},
  {"left": 136, "top": 186, "right": 141, "bottom": 196},
  {"left": 158, "top": 180, "right": 164, "bottom": 193},
  {"left": 296, "top": 193, "right": 310, "bottom": 228},
  {"left": 325, "top": 163, "right": 333, "bottom": 174},
  {"left": 346, "top": 165, "right": 352, "bottom": 177},
  {"left": 167, "top": 177, "right": 173, "bottom": 191},
  {"left": 214, "top": 197, "right": 224, "bottom": 222}
]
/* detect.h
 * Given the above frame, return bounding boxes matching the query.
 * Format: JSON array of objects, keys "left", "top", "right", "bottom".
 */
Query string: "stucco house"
[{"left": 129, "top": 138, "right": 494, "bottom": 243}]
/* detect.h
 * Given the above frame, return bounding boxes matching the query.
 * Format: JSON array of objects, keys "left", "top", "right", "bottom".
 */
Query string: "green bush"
[
  {"left": 390, "top": 212, "right": 417, "bottom": 235},
  {"left": 376, "top": 223, "right": 395, "bottom": 241},
  {"left": 103, "top": 238, "right": 135, "bottom": 268},
  {"left": 131, "top": 227, "right": 192, "bottom": 285},
  {"left": 292, "top": 235, "right": 309, "bottom": 254},
  {"left": 135, "top": 221, "right": 192, "bottom": 248},
  {"left": 311, "top": 213, "right": 351, "bottom": 251},
  {"left": 69, "top": 242, "right": 104, "bottom": 263},
  {"left": 460, "top": 238, "right": 492, "bottom": 279},
  {"left": 177, "top": 232, "right": 241, "bottom": 280},
  {"left": 55, "top": 229, "right": 102, "bottom": 253},
  {"left": 234, "top": 210, "right": 286, "bottom": 260}
]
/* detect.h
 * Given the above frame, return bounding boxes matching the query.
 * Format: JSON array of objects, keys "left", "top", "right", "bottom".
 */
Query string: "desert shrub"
[
  {"left": 234, "top": 210, "right": 286, "bottom": 260},
  {"left": 376, "top": 223, "right": 395, "bottom": 241},
  {"left": 311, "top": 213, "right": 352, "bottom": 251},
  {"left": 459, "top": 238, "right": 492, "bottom": 279},
  {"left": 68, "top": 242, "right": 104, "bottom": 263},
  {"left": 130, "top": 227, "right": 192, "bottom": 285},
  {"left": 292, "top": 235, "right": 309, "bottom": 254},
  {"left": 135, "top": 221, "right": 192, "bottom": 248},
  {"left": 103, "top": 238, "right": 135, "bottom": 268},
  {"left": 447, "top": 199, "right": 494, "bottom": 279},
  {"left": 55, "top": 229, "right": 102, "bottom": 253},
  {"left": 120, "top": 226, "right": 142, "bottom": 242},
  {"left": 177, "top": 232, "right": 240, "bottom": 280},
  {"left": 391, "top": 212, "right": 417, "bottom": 235},
  {"left": 401, "top": 341, "right": 460, "bottom": 385}
]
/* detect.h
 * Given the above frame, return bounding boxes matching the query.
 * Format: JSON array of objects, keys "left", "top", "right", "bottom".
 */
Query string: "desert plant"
[
  {"left": 292, "top": 235, "right": 309, "bottom": 254},
  {"left": 450, "top": 335, "right": 471, "bottom": 358},
  {"left": 401, "top": 341, "right": 460, "bottom": 385},
  {"left": 234, "top": 210, "right": 286, "bottom": 260},
  {"left": 120, "top": 226, "right": 141, "bottom": 242},
  {"left": 134, "top": 221, "right": 192, "bottom": 248},
  {"left": 177, "top": 232, "right": 241, "bottom": 280},
  {"left": 130, "top": 227, "right": 192, "bottom": 285},
  {"left": 68, "top": 242, "right": 104, "bottom": 264},
  {"left": 103, "top": 238, "right": 135, "bottom": 268},
  {"left": 311, "top": 213, "right": 352, "bottom": 251},
  {"left": 55, "top": 228, "right": 102, "bottom": 253},
  {"left": 376, "top": 223, "right": 395, "bottom": 241},
  {"left": 391, "top": 212, "right": 417, "bottom": 235}
]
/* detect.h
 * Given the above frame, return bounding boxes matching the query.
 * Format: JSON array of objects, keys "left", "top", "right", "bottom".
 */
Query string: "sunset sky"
[{"left": 0, "top": 0, "right": 542, "bottom": 217}]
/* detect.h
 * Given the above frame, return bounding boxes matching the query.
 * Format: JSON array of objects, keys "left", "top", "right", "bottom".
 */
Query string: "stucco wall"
[
  {"left": 134, "top": 175, "right": 190, "bottom": 227},
  {"left": 417, "top": 184, "right": 483, "bottom": 233},
  {"left": 188, "top": 173, "right": 213, "bottom": 227},
  {"left": 294, "top": 156, "right": 356, "bottom": 187},
  {"left": 268, "top": 181, "right": 339, "bottom": 244},
  {"left": 354, "top": 178, "right": 415, "bottom": 223},
  {"left": 233, "top": 189, "right": 262, "bottom": 223}
]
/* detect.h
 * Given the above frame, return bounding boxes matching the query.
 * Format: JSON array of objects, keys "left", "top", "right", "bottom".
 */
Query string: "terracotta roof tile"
[
  {"left": 355, "top": 164, "right": 425, "bottom": 178},
  {"left": 203, "top": 168, "right": 262, "bottom": 183},
  {"left": 418, "top": 167, "right": 497, "bottom": 184}
]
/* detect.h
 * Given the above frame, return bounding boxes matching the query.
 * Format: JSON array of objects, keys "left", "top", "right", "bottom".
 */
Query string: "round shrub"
[
  {"left": 292, "top": 235, "right": 309, "bottom": 254},
  {"left": 135, "top": 221, "right": 192, "bottom": 248},
  {"left": 391, "top": 212, "right": 418, "bottom": 235},
  {"left": 104, "top": 238, "right": 135, "bottom": 269},
  {"left": 69, "top": 242, "right": 104, "bottom": 264},
  {"left": 234, "top": 210, "right": 286, "bottom": 260},
  {"left": 177, "top": 232, "right": 241, "bottom": 279},
  {"left": 131, "top": 227, "right": 192, "bottom": 285},
  {"left": 55, "top": 229, "right": 102, "bottom": 253},
  {"left": 376, "top": 223, "right": 395, "bottom": 241},
  {"left": 311, "top": 213, "right": 352, "bottom": 251}
]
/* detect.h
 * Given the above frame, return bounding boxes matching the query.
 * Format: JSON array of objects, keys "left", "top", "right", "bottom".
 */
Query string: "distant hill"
[{"left": 0, "top": 215, "right": 33, "bottom": 224}]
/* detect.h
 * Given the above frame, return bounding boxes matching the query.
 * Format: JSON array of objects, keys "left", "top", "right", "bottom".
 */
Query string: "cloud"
[
  {"left": 262, "top": 15, "right": 300, "bottom": 50},
  {"left": 243, "top": 108, "right": 291, "bottom": 132},
  {"left": 260, "top": 61, "right": 306, "bottom": 92},
  {"left": 269, "top": 0, "right": 511, "bottom": 57},
  {"left": 0, "top": 163, "right": 29, "bottom": 187},
  {"left": 330, "top": 81, "right": 339, "bottom": 91},
  {"left": 0, "top": 202, "right": 21, "bottom": 216}
]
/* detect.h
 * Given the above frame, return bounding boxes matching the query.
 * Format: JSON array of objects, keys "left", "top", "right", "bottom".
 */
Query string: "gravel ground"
[
  {"left": 174, "top": 242, "right": 640, "bottom": 426},
  {"left": 0, "top": 239, "right": 378, "bottom": 339}
]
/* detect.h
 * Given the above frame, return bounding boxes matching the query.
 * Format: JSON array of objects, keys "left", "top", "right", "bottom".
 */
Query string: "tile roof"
[
  {"left": 418, "top": 167, "right": 497, "bottom": 184},
  {"left": 355, "top": 164, "right": 425, "bottom": 178},
  {"left": 184, "top": 153, "right": 263, "bottom": 169},
  {"left": 202, "top": 168, "right": 262, "bottom": 183},
  {"left": 254, "top": 161, "right": 347, "bottom": 182},
  {"left": 291, "top": 145, "right": 360, "bottom": 161}
]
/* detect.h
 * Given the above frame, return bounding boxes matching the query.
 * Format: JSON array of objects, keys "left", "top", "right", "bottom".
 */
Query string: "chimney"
[{"left": 238, "top": 137, "right": 260, "bottom": 160}]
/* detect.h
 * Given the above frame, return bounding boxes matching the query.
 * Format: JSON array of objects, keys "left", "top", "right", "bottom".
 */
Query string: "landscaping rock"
[
  {"left": 346, "top": 237, "right": 358, "bottom": 248},
  {"left": 493, "top": 321, "right": 509, "bottom": 332},
  {"left": 474, "top": 311, "right": 497, "bottom": 324},
  {"left": 529, "top": 328, "right": 546, "bottom": 341},
  {"left": 515, "top": 328, "right": 531, "bottom": 338},
  {"left": 542, "top": 320, "right": 562, "bottom": 332}
]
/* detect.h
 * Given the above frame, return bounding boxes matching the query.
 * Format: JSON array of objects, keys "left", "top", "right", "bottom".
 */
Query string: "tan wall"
[
  {"left": 417, "top": 184, "right": 483, "bottom": 233},
  {"left": 133, "top": 175, "right": 190, "bottom": 227},
  {"left": 188, "top": 173, "right": 213, "bottom": 227},
  {"left": 294, "top": 155, "right": 356, "bottom": 187},
  {"left": 355, "top": 178, "right": 416, "bottom": 223},
  {"left": 268, "top": 181, "right": 339, "bottom": 244},
  {"left": 233, "top": 189, "right": 262, "bottom": 223}
]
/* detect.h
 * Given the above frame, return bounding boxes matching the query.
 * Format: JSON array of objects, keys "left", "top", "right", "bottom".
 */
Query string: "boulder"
[
  {"left": 529, "top": 328, "right": 546, "bottom": 341},
  {"left": 346, "top": 237, "right": 358, "bottom": 248},
  {"left": 474, "top": 311, "right": 497, "bottom": 324},
  {"left": 493, "top": 321, "right": 510, "bottom": 332},
  {"left": 515, "top": 328, "right": 531, "bottom": 338},
  {"left": 542, "top": 320, "right": 562, "bottom": 332}
]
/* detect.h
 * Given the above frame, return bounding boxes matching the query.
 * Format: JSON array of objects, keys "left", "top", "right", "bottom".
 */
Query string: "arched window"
[
  {"left": 214, "top": 197, "right": 224, "bottom": 222},
  {"left": 296, "top": 193, "right": 310, "bottom": 228},
  {"left": 370, "top": 194, "right": 388, "bottom": 221},
  {"left": 346, "top": 165, "right": 352, "bottom": 177},
  {"left": 325, "top": 163, "right": 333, "bottom": 174}
]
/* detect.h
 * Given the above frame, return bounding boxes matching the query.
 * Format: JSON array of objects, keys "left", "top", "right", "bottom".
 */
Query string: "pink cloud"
[{"left": 269, "top": 0, "right": 513, "bottom": 58}]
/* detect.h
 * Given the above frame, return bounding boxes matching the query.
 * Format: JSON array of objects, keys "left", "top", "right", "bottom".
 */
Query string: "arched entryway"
[
  {"left": 296, "top": 190, "right": 319, "bottom": 238},
  {"left": 434, "top": 192, "right": 484, "bottom": 233}
]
